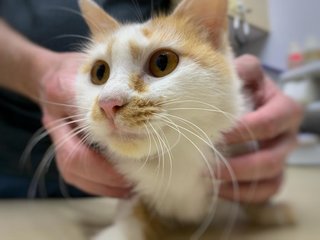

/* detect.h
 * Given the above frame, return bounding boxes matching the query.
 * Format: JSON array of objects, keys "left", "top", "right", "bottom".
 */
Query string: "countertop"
[{"left": 0, "top": 166, "right": 319, "bottom": 240}]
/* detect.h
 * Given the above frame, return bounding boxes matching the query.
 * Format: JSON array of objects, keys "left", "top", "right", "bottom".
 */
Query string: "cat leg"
[
  {"left": 93, "top": 217, "right": 145, "bottom": 240},
  {"left": 93, "top": 198, "right": 170, "bottom": 240},
  {"left": 92, "top": 199, "right": 146, "bottom": 240},
  {"left": 244, "top": 202, "right": 296, "bottom": 226}
]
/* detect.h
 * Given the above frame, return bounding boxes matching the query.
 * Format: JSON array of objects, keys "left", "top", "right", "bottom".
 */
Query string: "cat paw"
[
  {"left": 92, "top": 224, "right": 144, "bottom": 240},
  {"left": 92, "top": 227, "right": 128, "bottom": 240},
  {"left": 245, "top": 202, "right": 296, "bottom": 226}
]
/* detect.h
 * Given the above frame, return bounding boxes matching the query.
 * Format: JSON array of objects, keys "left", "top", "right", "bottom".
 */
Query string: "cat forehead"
[
  {"left": 86, "top": 16, "right": 223, "bottom": 71},
  {"left": 90, "top": 20, "right": 183, "bottom": 60},
  {"left": 113, "top": 24, "right": 153, "bottom": 54},
  {"left": 89, "top": 17, "right": 190, "bottom": 59}
]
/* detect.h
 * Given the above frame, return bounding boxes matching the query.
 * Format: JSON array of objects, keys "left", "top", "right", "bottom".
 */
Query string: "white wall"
[{"left": 242, "top": 0, "right": 320, "bottom": 72}]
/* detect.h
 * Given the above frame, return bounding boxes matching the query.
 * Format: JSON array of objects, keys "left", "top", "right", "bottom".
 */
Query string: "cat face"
[{"left": 75, "top": 0, "right": 243, "bottom": 160}]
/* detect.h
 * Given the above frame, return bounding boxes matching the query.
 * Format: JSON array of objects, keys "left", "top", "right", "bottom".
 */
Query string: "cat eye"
[
  {"left": 91, "top": 60, "right": 110, "bottom": 85},
  {"left": 149, "top": 49, "right": 179, "bottom": 78}
]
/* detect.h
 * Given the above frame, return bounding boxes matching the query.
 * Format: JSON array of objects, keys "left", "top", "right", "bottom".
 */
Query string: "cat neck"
[{"left": 116, "top": 133, "right": 217, "bottom": 222}]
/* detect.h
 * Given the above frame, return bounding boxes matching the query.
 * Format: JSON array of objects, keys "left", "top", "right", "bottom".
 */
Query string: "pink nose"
[{"left": 99, "top": 98, "right": 124, "bottom": 119}]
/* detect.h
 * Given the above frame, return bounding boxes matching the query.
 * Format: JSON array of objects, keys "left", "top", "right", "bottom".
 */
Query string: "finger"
[
  {"left": 234, "top": 55, "right": 270, "bottom": 110},
  {"left": 234, "top": 55, "right": 264, "bottom": 89},
  {"left": 218, "top": 134, "right": 297, "bottom": 182},
  {"left": 64, "top": 171, "right": 131, "bottom": 198},
  {"left": 224, "top": 93, "right": 301, "bottom": 144},
  {"left": 43, "top": 115, "right": 130, "bottom": 189},
  {"left": 40, "top": 56, "right": 84, "bottom": 116},
  {"left": 219, "top": 175, "right": 283, "bottom": 203},
  {"left": 55, "top": 138, "right": 131, "bottom": 189},
  {"left": 56, "top": 147, "right": 131, "bottom": 189}
]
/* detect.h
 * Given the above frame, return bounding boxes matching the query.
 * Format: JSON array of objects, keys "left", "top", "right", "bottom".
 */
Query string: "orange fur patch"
[
  {"left": 118, "top": 97, "right": 161, "bottom": 127},
  {"left": 129, "top": 40, "right": 143, "bottom": 61},
  {"left": 133, "top": 201, "right": 168, "bottom": 240},
  {"left": 132, "top": 201, "right": 203, "bottom": 240},
  {"left": 173, "top": 0, "right": 228, "bottom": 48},
  {"left": 146, "top": 15, "right": 231, "bottom": 76},
  {"left": 80, "top": 62, "right": 92, "bottom": 74},
  {"left": 79, "top": 0, "right": 119, "bottom": 42},
  {"left": 106, "top": 37, "right": 115, "bottom": 60},
  {"left": 142, "top": 27, "right": 153, "bottom": 38},
  {"left": 91, "top": 97, "right": 105, "bottom": 121},
  {"left": 129, "top": 74, "right": 148, "bottom": 93}
]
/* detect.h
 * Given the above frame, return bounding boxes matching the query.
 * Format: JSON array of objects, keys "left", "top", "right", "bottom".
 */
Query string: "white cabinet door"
[{"left": 229, "top": 0, "right": 270, "bottom": 31}]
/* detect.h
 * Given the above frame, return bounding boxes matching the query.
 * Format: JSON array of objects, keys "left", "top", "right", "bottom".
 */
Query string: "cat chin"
[{"left": 107, "top": 135, "right": 151, "bottom": 160}]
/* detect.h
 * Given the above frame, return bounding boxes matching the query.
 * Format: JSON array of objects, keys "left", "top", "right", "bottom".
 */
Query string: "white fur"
[
  {"left": 76, "top": 15, "right": 245, "bottom": 240},
  {"left": 93, "top": 200, "right": 145, "bottom": 240}
]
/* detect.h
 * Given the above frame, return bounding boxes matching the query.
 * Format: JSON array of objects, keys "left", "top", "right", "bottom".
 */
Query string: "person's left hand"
[
  {"left": 218, "top": 55, "right": 303, "bottom": 203},
  {"left": 39, "top": 52, "right": 132, "bottom": 198}
]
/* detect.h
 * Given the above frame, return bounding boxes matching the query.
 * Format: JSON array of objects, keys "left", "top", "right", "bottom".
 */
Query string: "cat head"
[{"left": 75, "top": 0, "right": 244, "bottom": 160}]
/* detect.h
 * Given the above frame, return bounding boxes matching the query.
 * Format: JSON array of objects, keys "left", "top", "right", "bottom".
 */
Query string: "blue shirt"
[{"left": 0, "top": 0, "right": 170, "bottom": 198}]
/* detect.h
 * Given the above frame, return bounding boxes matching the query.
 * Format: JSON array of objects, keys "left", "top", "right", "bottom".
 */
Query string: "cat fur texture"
[{"left": 75, "top": 0, "right": 251, "bottom": 239}]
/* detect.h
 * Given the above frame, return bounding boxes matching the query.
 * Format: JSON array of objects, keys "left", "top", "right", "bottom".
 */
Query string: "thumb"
[{"left": 234, "top": 54, "right": 264, "bottom": 89}]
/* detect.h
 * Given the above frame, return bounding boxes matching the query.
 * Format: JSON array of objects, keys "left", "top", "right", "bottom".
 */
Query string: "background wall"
[{"left": 241, "top": 0, "right": 320, "bottom": 72}]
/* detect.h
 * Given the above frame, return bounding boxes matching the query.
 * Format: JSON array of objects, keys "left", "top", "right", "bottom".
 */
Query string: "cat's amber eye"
[
  {"left": 91, "top": 60, "right": 110, "bottom": 85},
  {"left": 149, "top": 49, "right": 179, "bottom": 78}
]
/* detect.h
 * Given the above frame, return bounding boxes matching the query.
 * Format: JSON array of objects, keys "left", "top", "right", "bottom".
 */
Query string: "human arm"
[
  {"left": 0, "top": 19, "right": 130, "bottom": 198},
  {"left": 219, "top": 55, "right": 303, "bottom": 203},
  {"left": 0, "top": 19, "right": 56, "bottom": 100}
]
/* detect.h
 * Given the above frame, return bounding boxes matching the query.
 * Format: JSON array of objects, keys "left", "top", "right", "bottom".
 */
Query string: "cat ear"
[
  {"left": 173, "top": 0, "right": 228, "bottom": 49},
  {"left": 79, "top": 0, "right": 119, "bottom": 39}
]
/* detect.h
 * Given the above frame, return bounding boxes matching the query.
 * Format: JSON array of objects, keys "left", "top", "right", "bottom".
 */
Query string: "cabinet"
[
  {"left": 171, "top": 0, "right": 270, "bottom": 32},
  {"left": 280, "top": 61, "right": 320, "bottom": 124},
  {"left": 228, "top": 0, "right": 270, "bottom": 32},
  {"left": 280, "top": 62, "right": 320, "bottom": 165},
  {"left": 170, "top": 0, "right": 270, "bottom": 51},
  {"left": 227, "top": 0, "right": 270, "bottom": 52}
]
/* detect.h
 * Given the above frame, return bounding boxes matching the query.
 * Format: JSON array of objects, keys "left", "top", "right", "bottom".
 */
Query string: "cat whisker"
[
  {"left": 147, "top": 122, "right": 166, "bottom": 202},
  {"left": 62, "top": 130, "right": 92, "bottom": 191},
  {"left": 45, "top": 5, "right": 106, "bottom": 37},
  {"left": 159, "top": 112, "right": 223, "bottom": 202},
  {"left": 20, "top": 114, "right": 87, "bottom": 169},
  {"left": 157, "top": 118, "right": 218, "bottom": 239},
  {"left": 130, "top": 0, "right": 144, "bottom": 23},
  {"left": 147, "top": 121, "right": 177, "bottom": 212},
  {"left": 156, "top": 96, "right": 183, "bottom": 106},
  {"left": 163, "top": 113, "right": 212, "bottom": 146},
  {"left": 28, "top": 124, "right": 90, "bottom": 198},
  {"left": 136, "top": 123, "right": 153, "bottom": 173},
  {"left": 150, "top": 0, "right": 154, "bottom": 18},
  {"left": 154, "top": 113, "right": 240, "bottom": 239},
  {"left": 166, "top": 100, "right": 260, "bottom": 165},
  {"left": 44, "top": 6, "right": 83, "bottom": 18},
  {"left": 39, "top": 99, "right": 91, "bottom": 111},
  {"left": 145, "top": 122, "right": 165, "bottom": 210},
  {"left": 51, "top": 34, "right": 94, "bottom": 44},
  {"left": 162, "top": 100, "right": 262, "bottom": 234},
  {"left": 152, "top": 121, "right": 174, "bottom": 205},
  {"left": 58, "top": 129, "right": 92, "bottom": 198},
  {"left": 154, "top": 114, "right": 182, "bottom": 150},
  {"left": 166, "top": 97, "right": 258, "bottom": 146}
]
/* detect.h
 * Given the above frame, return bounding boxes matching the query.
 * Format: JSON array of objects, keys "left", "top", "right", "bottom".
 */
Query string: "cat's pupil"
[
  {"left": 96, "top": 64, "right": 106, "bottom": 80},
  {"left": 156, "top": 54, "right": 168, "bottom": 71}
]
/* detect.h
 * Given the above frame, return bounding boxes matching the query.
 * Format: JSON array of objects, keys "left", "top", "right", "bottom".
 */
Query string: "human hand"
[
  {"left": 39, "top": 52, "right": 131, "bottom": 198},
  {"left": 218, "top": 55, "right": 303, "bottom": 203}
]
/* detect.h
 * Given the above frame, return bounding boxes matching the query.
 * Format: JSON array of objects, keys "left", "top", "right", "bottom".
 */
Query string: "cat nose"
[{"left": 99, "top": 98, "right": 125, "bottom": 119}]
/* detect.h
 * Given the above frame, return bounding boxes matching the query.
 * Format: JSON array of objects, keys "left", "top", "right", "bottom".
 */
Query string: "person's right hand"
[
  {"left": 39, "top": 52, "right": 132, "bottom": 198},
  {"left": 218, "top": 55, "right": 303, "bottom": 203}
]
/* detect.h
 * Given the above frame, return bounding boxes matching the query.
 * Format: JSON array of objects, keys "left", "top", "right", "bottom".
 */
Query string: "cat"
[{"left": 73, "top": 0, "right": 294, "bottom": 239}]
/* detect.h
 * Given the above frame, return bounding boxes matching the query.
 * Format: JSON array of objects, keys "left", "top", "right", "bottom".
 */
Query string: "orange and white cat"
[{"left": 74, "top": 0, "right": 289, "bottom": 239}]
